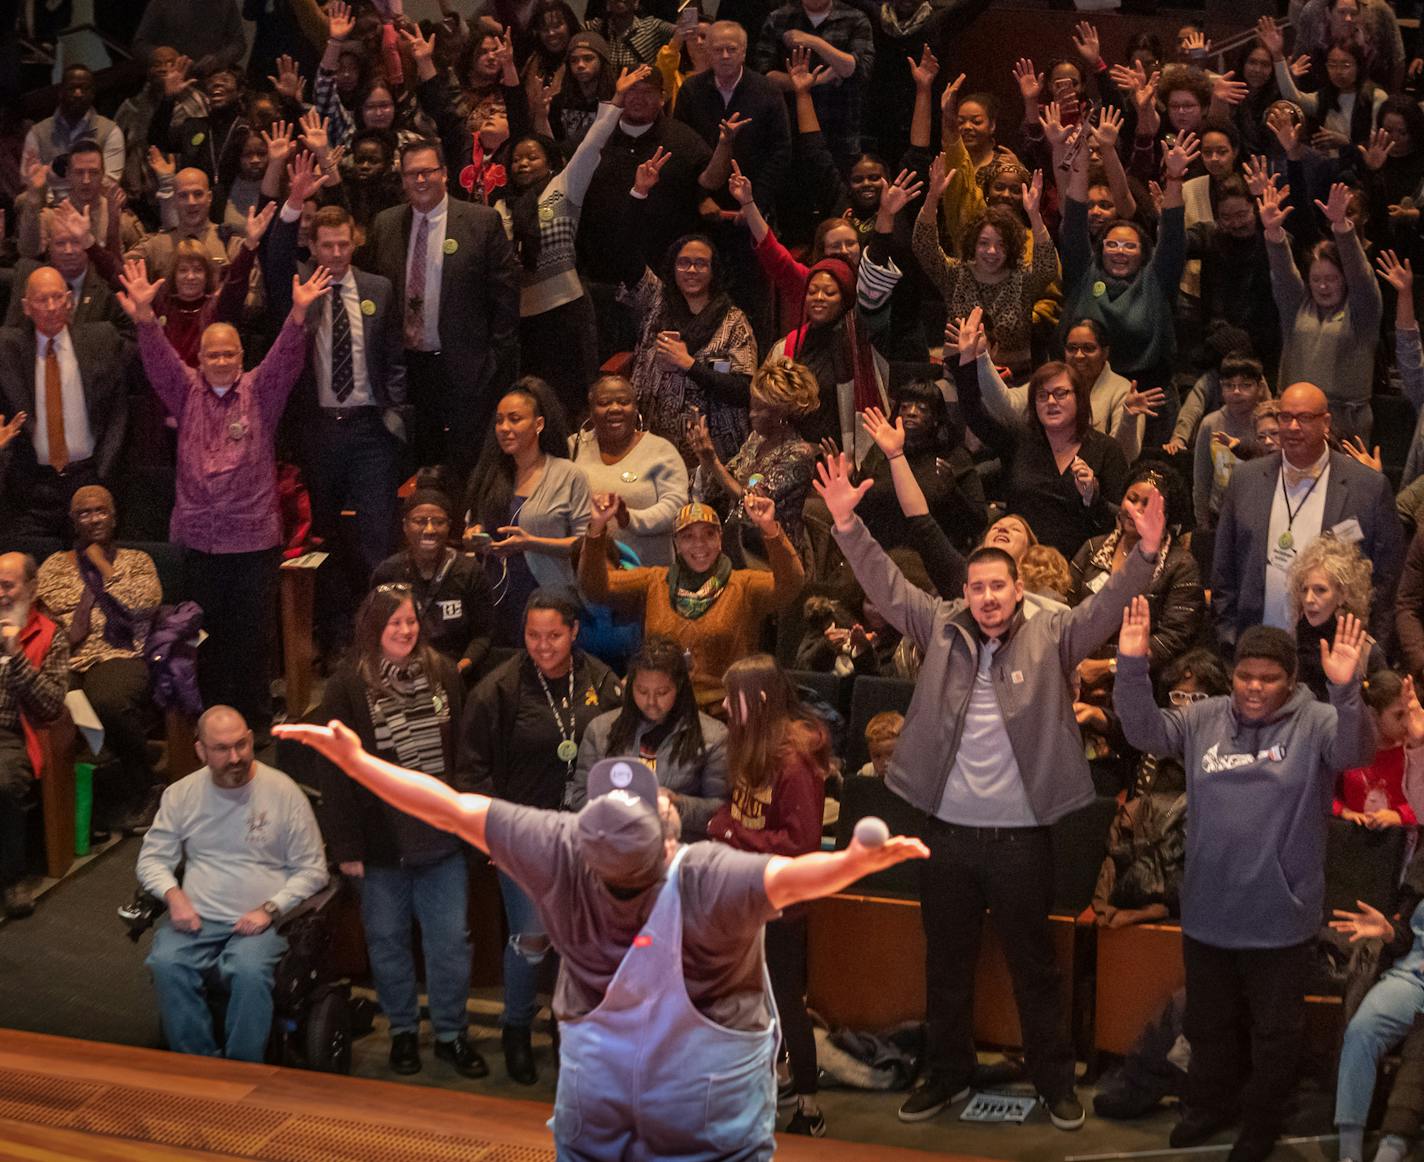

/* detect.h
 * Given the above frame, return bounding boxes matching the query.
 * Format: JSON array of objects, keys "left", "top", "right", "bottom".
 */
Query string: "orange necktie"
[{"left": 44, "top": 338, "right": 68, "bottom": 473}]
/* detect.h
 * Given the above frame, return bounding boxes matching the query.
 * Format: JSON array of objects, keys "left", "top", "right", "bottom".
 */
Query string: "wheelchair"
[{"left": 120, "top": 876, "right": 364, "bottom": 1074}]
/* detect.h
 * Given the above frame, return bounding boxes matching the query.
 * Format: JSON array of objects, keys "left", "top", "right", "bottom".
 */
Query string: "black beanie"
[
  {"left": 1234, "top": 625, "right": 1297, "bottom": 679},
  {"left": 402, "top": 488, "right": 454, "bottom": 520}
]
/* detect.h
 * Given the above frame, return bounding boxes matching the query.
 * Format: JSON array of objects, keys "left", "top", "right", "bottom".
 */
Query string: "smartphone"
[
  {"left": 51, "top": 153, "right": 70, "bottom": 179},
  {"left": 465, "top": 530, "right": 493, "bottom": 549},
  {"left": 676, "top": 0, "right": 699, "bottom": 29},
  {"left": 1052, "top": 77, "right": 1080, "bottom": 129}
]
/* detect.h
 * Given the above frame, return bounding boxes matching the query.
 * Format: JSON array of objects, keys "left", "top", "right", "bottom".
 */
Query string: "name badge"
[
  {"left": 1011, "top": 671, "right": 1024, "bottom": 684},
  {"left": 437, "top": 599, "right": 462, "bottom": 620},
  {"left": 1330, "top": 517, "right": 1364, "bottom": 545}
]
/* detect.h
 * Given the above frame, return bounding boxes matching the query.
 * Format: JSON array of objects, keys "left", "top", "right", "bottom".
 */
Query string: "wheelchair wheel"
[{"left": 303, "top": 988, "right": 352, "bottom": 1074}]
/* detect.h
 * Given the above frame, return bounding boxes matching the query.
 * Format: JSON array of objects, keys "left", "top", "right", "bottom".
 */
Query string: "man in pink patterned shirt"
[{"left": 117, "top": 259, "right": 331, "bottom": 735}]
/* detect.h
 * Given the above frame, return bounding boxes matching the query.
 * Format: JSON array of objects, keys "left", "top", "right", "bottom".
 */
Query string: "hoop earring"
[{"left": 636, "top": 411, "right": 645, "bottom": 431}]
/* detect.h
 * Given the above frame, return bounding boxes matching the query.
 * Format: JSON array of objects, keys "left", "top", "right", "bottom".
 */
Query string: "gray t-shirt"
[{"left": 486, "top": 801, "right": 778, "bottom": 1029}]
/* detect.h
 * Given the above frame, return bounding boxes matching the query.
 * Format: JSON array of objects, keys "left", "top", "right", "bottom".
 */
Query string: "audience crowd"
[{"left": 13, "top": 0, "right": 1424, "bottom": 1157}]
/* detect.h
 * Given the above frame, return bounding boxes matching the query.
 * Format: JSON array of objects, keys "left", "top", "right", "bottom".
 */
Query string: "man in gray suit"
[
  {"left": 358, "top": 138, "right": 520, "bottom": 486},
  {"left": 1212, "top": 381, "right": 1404, "bottom": 649},
  {"left": 263, "top": 157, "right": 404, "bottom": 583},
  {"left": 0, "top": 267, "right": 130, "bottom": 538}
]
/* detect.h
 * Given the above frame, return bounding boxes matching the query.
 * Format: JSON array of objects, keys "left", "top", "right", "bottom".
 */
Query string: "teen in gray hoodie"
[{"left": 1114, "top": 607, "right": 1374, "bottom": 1162}]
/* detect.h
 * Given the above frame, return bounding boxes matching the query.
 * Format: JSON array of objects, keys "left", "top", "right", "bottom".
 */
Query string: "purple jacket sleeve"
[{"left": 136, "top": 320, "right": 197, "bottom": 420}]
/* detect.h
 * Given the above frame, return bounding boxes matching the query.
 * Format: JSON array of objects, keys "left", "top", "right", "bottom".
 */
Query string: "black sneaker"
[
  {"left": 389, "top": 1030, "right": 421, "bottom": 1075},
  {"left": 897, "top": 1075, "right": 971, "bottom": 1123},
  {"left": 1170, "top": 1106, "right": 1236, "bottom": 1149},
  {"left": 502, "top": 1025, "right": 538, "bottom": 1086},
  {"left": 1042, "top": 1092, "right": 1086, "bottom": 1130},
  {"left": 784, "top": 1108, "right": 826, "bottom": 1137},
  {"left": 434, "top": 1032, "right": 489, "bottom": 1079}
]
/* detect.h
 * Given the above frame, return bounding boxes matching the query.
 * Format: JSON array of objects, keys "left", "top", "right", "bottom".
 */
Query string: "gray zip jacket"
[
  {"left": 1114, "top": 655, "right": 1375, "bottom": 948},
  {"left": 833, "top": 515, "right": 1155, "bottom": 825}
]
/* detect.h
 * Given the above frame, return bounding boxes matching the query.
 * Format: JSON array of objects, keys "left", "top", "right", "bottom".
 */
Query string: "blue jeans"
[
  {"left": 1337, "top": 969, "right": 1424, "bottom": 1127},
  {"left": 498, "top": 871, "right": 550, "bottom": 1028},
  {"left": 360, "top": 852, "right": 471, "bottom": 1039},
  {"left": 146, "top": 918, "right": 286, "bottom": 1062}
]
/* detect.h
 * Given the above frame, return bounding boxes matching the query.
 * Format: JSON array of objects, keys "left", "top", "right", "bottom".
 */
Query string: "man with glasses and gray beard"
[{"left": 0, "top": 553, "right": 69, "bottom": 919}]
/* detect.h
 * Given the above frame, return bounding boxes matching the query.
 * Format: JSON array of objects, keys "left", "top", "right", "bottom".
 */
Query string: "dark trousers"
[
  {"left": 918, "top": 819, "right": 1075, "bottom": 1099},
  {"left": 302, "top": 410, "right": 400, "bottom": 649},
  {"left": 0, "top": 730, "right": 33, "bottom": 886},
  {"left": 406, "top": 350, "right": 488, "bottom": 488},
  {"left": 184, "top": 547, "right": 279, "bottom": 730},
  {"left": 1183, "top": 935, "right": 1314, "bottom": 1138},
  {"left": 519, "top": 296, "right": 599, "bottom": 429},
  {"left": 766, "top": 911, "right": 817, "bottom": 1095},
  {"left": 6, "top": 460, "right": 101, "bottom": 539},
  {"left": 73, "top": 658, "right": 154, "bottom": 821}
]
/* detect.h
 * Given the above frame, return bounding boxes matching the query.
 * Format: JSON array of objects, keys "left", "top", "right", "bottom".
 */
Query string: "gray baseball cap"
[{"left": 576, "top": 759, "right": 665, "bottom": 889}]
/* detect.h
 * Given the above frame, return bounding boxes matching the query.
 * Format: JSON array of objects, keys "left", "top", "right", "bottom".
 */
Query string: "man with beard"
[
  {"left": 138, "top": 706, "right": 327, "bottom": 1062},
  {"left": 0, "top": 554, "right": 69, "bottom": 919}
]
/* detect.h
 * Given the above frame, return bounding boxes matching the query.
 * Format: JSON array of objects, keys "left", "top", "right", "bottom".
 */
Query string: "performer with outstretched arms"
[{"left": 274, "top": 721, "right": 927, "bottom": 1161}]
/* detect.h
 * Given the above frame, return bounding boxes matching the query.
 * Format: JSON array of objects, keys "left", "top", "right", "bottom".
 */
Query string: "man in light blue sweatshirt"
[{"left": 1114, "top": 605, "right": 1374, "bottom": 1162}]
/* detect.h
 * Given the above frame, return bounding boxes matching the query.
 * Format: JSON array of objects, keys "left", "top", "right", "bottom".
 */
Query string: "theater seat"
[
  {"left": 1324, "top": 815, "right": 1408, "bottom": 917},
  {"left": 844, "top": 675, "right": 915, "bottom": 772},
  {"left": 38, "top": 706, "right": 77, "bottom": 878}
]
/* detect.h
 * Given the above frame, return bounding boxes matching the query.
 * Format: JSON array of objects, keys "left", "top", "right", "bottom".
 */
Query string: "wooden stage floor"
[{"left": 0, "top": 1029, "right": 979, "bottom": 1161}]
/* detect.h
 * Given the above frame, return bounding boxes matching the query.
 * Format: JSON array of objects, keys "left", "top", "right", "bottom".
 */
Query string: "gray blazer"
[
  {"left": 569, "top": 707, "right": 730, "bottom": 840},
  {"left": 834, "top": 514, "right": 1155, "bottom": 826},
  {"left": 1211, "top": 450, "right": 1404, "bottom": 647}
]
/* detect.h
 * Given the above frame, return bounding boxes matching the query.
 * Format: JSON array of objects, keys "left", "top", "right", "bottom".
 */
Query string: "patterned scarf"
[
  {"left": 367, "top": 658, "right": 449, "bottom": 778},
  {"left": 667, "top": 553, "right": 733, "bottom": 620}
]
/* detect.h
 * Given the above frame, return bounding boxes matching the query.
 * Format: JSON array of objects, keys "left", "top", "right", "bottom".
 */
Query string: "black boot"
[
  {"left": 389, "top": 1030, "right": 421, "bottom": 1074},
  {"left": 503, "top": 1025, "right": 538, "bottom": 1085}
]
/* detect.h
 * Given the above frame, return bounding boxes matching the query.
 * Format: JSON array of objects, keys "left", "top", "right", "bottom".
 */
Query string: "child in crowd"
[{"left": 857, "top": 711, "right": 903, "bottom": 779}]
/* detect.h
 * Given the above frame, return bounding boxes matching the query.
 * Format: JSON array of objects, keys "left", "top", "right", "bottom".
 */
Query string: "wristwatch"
[{"left": 261, "top": 900, "right": 280, "bottom": 919}]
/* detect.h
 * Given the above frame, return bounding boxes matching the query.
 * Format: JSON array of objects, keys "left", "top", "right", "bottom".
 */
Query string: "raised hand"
[
  {"left": 861, "top": 405, "right": 905, "bottom": 458},
  {"left": 1289, "top": 53, "right": 1312, "bottom": 78},
  {"left": 924, "top": 153, "right": 955, "bottom": 203},
  {"left": 588, "top": 490, "right": 621, "bottom": 534},
  {"left": 1072, "top": 21, "right": 1101, "bottom": 67},
  {"left": 244, "top": 200, "right": 278, "bottom": 250},
  {"left": 1256, "top": 180, "right": 1293, "bottom": 236},
  {"left": 286, "top": 149, "right": 323, "bottom": 206},
  {"left": 634, "top": 145, "right": 671, "bottom": 196},
  {"left": 1256, "top": 15, "right": 1285, "bottom": 59},
  {"left": 614, "top": 64, "right": 653, "bottom": 103},
  {"left": 685, "top": 411, "right": 717, "bottom": 463},
  {"left": 1377, "top": 248, "right": 1414, "bottom": 294},
  {"left": 148, "top": 146, "right": 176, "bottom": 182},
  {"left": 1267, "top": 104, "right": 1303, "bottom": 155},
  {"left": 327, "top": 0, "right": 355, "bottom": 39},
  {"left": 1341, "top": 435, "right": 1382, "bottom": 473},
  {"left": 1039, "top": 101, "right": 1070, "bottom": 149},
  {"left": 261, "top": 119, "right": 295, "bottom": 168},
  {"left": 1211, "top": 70, "right": 1248, "bottom": 107},
  {"left": 1133, "top": 69, "right": 1160, "bottom": 118},
  {"left": 1315, "top": 181, "right": 1352, "bottom": 230},
  {"left": 1130, "top": 485, "right": 1166, "bottom": 553},
  {"left": 1321, "top": 611, "right": 1366, "bottom": 686},
  {"left": 299, "top": 108, "right": 331, "bottom": 156},
  {"left": 400, "top": 24, "right": 436, "bottom": 63},
  {"left": 1122, "top": 383, "right": 1167, "bottom": 417},
  {"left": 1329, "top": 899, "right": 1394, "bottom": 943},
  {"left": 272, "top": 720, "right": 368, "bottom": 771},
  {"left": 1091, "top": 105, "right": 1124, "bottom": 151},
  {"left": 1012, "top": 57, "right": 1043, "bottom": 104},
  {"left": 116, "top": 258, "right": 164, "bottom": 322},
  {"left": 907, "top": 43, "right": 939, "bottom": 90},
  {"left": 743, "top": 492, "right": 780, "bottom": 534},
  {"left": 1021, "top": 168, "right": 1044, "bottom": 220},
  {"left": 160, "top": 54, "right": 195, "bottom": 99},
  {"left": 1358, "top": 126, "right": 1393, "bottom": 171},
  {"left": 718, "top": 112, "right": 751, "bottom": 145},
  {"left": 812, "top": 453, "right": 873, "bottom": 530},
  {"left": 291, "top": 265, "right": 334, "bottom": 318},
  {"left": 0, "top": 412, "right": 29, "bottom": 453},
  {"left": 879, "top": 168, "right": 924, "bottom": 217},
  {"left": 1241, "top": 154, "right": 1274, "bottom": 198},
  {"left": 957, "top": 306, "right": 987, "bottom": 364},
  {"left": 939, "top": 71, "right": 967, "bottom": 124},
  {"left": 1117, "top": 594, "right": 1151, "bottom": 658},
  {"left": 268, "top": 53, "right": 306, "bottom": 103},
  {"left": 1163, "top": 129, "right": 1200, "bottom": 180},
  {"left": 788, "top": 44, "right": 828, "bottom": 92},
  {"left": 52, "top": 199, "right": 94, "bottom": 248},
  {"left": 727, "top": 158, "right": 754, "bottom": 206},
  {"left": 1182, "top": 27, "right": 1210, "bottom": 57}
]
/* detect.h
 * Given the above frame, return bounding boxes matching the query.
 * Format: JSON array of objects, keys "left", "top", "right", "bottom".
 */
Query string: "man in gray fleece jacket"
[
  {"left": 815, "top": 453, "right": 1165, "bottom": 1131},
  {"left": 1114, "top": 606, "right": 1374, "bottom": 1162}
]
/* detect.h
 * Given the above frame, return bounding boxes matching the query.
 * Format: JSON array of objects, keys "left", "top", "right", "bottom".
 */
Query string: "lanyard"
[
  {"left": 1277, "top": 467, "right": 1324, "bottom": 551},
  {"left": 411, "top": 549, "right": 455, "bottom": 623},
  {"left": 535, "top": 664, "right": 579, "bottom": 768}
]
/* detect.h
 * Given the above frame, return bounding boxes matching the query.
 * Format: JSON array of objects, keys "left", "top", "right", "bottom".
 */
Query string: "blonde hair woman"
[{"left": 1287, "top": 535, "right": 1382, "bottom": 698}]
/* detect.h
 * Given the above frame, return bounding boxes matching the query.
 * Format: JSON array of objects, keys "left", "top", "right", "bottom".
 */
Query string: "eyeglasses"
[
  {"left": 1036, "top": 388, "right": 1073, "bottom": 403},
  {"left": 1169, "top": 690, "right": 1209, "bottom": 706},
  {"left": 1277, "top": 410, "right": 1327, "bottom": 427},
  {"left": 1102, "top": 239, "right": 1141, "bottom": 253},
  {"left": 675, "top": 258, "right": 711, "bottom": 272},
  {"left": 402, "top": 166, "right": 443, "bottom": 181}
]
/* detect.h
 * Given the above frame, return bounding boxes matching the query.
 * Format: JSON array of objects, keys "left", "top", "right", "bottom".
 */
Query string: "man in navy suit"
[
  {"left": 1212, "top": 381, "right": 1404, "bottom": 649},
  {"left": 359, "top": 138, "right": 520, "bottom": 485},
  {"left": 264, "top": 158, "right": 406, "bottom": 648}
]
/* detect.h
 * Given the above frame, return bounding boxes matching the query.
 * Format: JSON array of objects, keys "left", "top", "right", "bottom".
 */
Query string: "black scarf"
[{"left": 657, "top": 290, "right": 735, "bottom": 358}]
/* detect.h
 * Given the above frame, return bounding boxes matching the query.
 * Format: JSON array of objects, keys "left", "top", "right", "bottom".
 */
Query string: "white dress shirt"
[
  {"left": 316, "top": 276, "right": 373, "bottom": 409},
  {"left": 31, "top": 328, "right": 95, "bottom": 467},
  {"left": 406, "top": 196, "right": 449, "bottom": 352},
  {"left": 1263, "top": 447, "right": 1331, "bottom": 630}
]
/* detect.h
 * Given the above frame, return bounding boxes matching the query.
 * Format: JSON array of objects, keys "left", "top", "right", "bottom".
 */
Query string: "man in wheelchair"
[{"left": 136, "top": 705, "right": 327, "bottom": 1061}]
